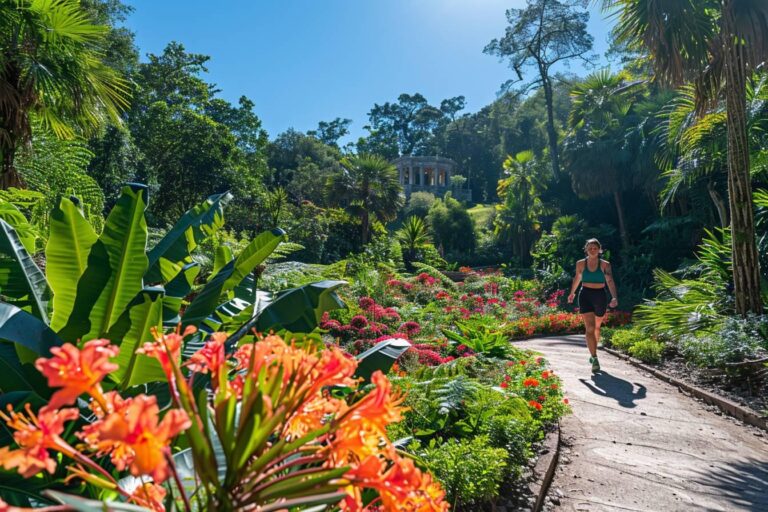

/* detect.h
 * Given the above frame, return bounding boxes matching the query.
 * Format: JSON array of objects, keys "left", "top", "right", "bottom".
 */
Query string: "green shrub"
[
  {"left": 610, "top": 327, "right": 643, "bottom": 352},
  {"left": 422, "top": 436, "right": 508, "bottom": 507},
  {"left": 600, "top": 326, "right": 619, "bottom": 347},
  {"left": 677, "top": 315, "right": 768, "bottom": 368},
  {"left": 478, "top": 414, "right": 535, "bottom": 471},
  {"left": 628, "top": 339, "right": 665, "bottom": 363}
]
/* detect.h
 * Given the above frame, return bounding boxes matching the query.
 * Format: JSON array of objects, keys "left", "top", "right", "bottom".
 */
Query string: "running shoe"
[{"left": 590, "top": 356, "right": 600, "bottom": 373}]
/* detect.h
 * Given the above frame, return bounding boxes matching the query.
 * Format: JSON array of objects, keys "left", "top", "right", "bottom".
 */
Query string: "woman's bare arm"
[
  {"left": 604, "top": 261, "right": 618, "bottom": 305},
  {"left": 568, "top": 260, "right": 584, "bottom": 303}
]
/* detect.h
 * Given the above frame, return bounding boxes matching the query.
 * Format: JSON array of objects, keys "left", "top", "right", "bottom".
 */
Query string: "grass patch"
[{"left": 467, "top": 204, "right": 495, "bottom": 230}]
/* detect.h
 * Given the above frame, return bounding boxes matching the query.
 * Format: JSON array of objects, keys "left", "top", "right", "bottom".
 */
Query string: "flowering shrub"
[{"left": 0, "top": 331, "right": 448, "bottom": 511}]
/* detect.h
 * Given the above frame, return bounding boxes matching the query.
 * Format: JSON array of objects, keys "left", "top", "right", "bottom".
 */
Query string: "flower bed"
[{"left": 320, "top": 267, "right": 631, "bottom": 509}]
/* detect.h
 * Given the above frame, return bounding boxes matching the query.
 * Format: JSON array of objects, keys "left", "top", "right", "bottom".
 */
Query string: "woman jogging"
[{"left": 567, "top": 238, "right": 618, "bottom": 373}]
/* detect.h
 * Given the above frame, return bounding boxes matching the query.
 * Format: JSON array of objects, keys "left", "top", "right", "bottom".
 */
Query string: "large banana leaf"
[
  {"left": 85, "top": 184, "right": 149, "bottom": 339},
  {"left": 106, "top": 288, "right": 165, "bottom": 388},
  {"left": 47, "top": 197, "right": 98, "bottom": 334},
  {"left": 0, "top": 302, "right": 62, "bottom": 356},
  {"left": 0, "top": 201, "right": 36, "bottom": 253},
  {"left": 162, "top": 261, "right": 200, "bottom": 326},
  {"left": 227, "top": 280, "right": 347, "bottom": 346},
  {"left": 0, "top": 219, "right": 50, "bottom": 322},
  {"left": 355, "top": 338, "right": 412, "bottom": 383},
  {"left": 181, "top": 229, "right": 285, "bottom": 329},
  {"left": 0, "top": 343, "right": 52, "bottom": 401},
  {"left": 145, "top": 191, "right": 231, "bottom": 283}
]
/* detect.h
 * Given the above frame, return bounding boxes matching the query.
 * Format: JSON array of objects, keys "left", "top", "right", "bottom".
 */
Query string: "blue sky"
[{"left": 124, "top": 1, "right": 615, "bottom": 141}]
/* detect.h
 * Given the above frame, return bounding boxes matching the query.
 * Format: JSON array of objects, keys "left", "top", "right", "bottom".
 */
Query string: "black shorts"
[{"left": 579, "top": 287, "right": 608, "bottom": 316}]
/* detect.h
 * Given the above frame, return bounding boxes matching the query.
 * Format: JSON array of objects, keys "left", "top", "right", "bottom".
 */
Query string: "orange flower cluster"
[
  {"left": 79, "top": 392, "right": 190, "bottom": 482},
  {"left": 0, "top": 338, "right": 191, "bottom": 511},
  {"left": 0, "top": 330, "right": 449, "bottom": 511},
  {"left": 35, "top": 339, "right": 118, "bottom": 409},
  {"left": 0, "top": 404, "right": 78, "bottom": 478},
  {"left": 185, "top": 333, "right": 447, "bottom": 511}
]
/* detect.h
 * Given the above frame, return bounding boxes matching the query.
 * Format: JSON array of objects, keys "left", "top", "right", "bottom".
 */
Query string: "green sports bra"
[{"left": 582, "top": 259, "right": 606, "bottom": 284}]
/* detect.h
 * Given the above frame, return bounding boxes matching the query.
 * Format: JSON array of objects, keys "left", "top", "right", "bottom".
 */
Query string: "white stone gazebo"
[{"left": 392, "top": 155, "right": 471, "bottom": 201}]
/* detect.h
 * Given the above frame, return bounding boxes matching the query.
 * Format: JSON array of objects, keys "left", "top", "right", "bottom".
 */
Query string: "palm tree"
[
  {"left": 397, "top": 215, "right": 432, "bottom": 271},
  {"left": 327, "top": 154, "right": 404, "bottom": 244},
  {"left": 494, "top": 150, "right": 546, "bottom": 264},
  {"left": 600, "top": 0, "right": 768, "bottom": 313},
  {"left": 659, "top": 72, "right": 768, "bottom": 228},
  {"left": 0, "top": 0, "right": 131, "bottom": 188},
  {"left": 563, "top": 70, "right": 646, "bottom": 250}
]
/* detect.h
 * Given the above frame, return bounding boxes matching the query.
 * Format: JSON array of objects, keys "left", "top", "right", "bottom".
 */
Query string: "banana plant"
[{"left": 0, "top": 184, "right": 346, "bottom": 393}]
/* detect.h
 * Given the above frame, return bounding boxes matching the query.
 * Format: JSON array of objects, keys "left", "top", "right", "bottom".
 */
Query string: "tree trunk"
[
  {"left": 613, "top": 190, "right": 630, "bottom": 251},
  {"left": 541, "top": 76, "right": 561, "bottom": 182},
  {"left": 707, "top": 181, "right": 729, "bottom": 228},
  {"left": 0, "top": 150, "right": 23, "bottom": 190},
  {"left": 724, "top": 4, "right": 763, "bottom": 315},
  {"left": 361, "top": 209, "right": 370, "bottom": 245}
]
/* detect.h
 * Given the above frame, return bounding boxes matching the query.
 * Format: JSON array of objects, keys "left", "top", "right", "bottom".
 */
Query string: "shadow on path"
[
  {"left": 690, "top": 457, "right": 768, "bottom": 510},
  {"left": 579, "top": 371, "right": 647, "bottom": 408}
]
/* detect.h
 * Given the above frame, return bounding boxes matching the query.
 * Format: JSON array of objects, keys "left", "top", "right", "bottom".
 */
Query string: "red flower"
[
  {"left": 563, "top": 398, "right": 570, "bottom": 405},
  {"left": 358, "top": 297, "right": 376, "bottom": 310},
  {"left": 528, "top": 400, "right": 543, "bottom": 411},
  {"left": 349, "top": 315, "right": 369, "bottom": 329},
  {"left": 500, "top": 381, "right": 509, "bottom": 389}
]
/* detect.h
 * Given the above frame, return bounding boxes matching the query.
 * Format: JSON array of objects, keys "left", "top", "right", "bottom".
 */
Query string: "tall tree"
[
  {"left": 601, "top": 0, "right": 768, "bottom": 313},
  {"left": 309, "top": 117, "right": 352, "bottom": 147},
  {"left": 327, "top": 154, "right": 403, "bottom": 244},
  {"left": 563, "top": 70, "right": 647, "bottom": 250},
  {"left": 495, "top": 150, "right": 547, "bottom": 265},
  {"left": 129, "top": 43, "right": 266, "bottom": 225},
  {"left": 364, "top": 93, "right": 457, "bottom": 156},
  {"left": 0, "top": 0, "right": 131, "bottom": 188},
  {"left": 484, "top": 0, "right": 594, "bottom": 181}
]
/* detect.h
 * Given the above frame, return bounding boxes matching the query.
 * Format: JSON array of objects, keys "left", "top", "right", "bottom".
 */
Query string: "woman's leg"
[
  {"left": 594, "top": 315, "right": 604, "bottom": 349},
  {"left": 583, "top": 312, "right": 597, "bottom": 357}
]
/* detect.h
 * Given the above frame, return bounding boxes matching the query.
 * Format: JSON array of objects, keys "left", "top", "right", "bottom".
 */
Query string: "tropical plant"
[
  {"left": 14, "top": 122, "right": 105, "bottom": 233},
  {"left": 0, "top": 332, "right": 449, "bottom": 511},
  {"left": 0, "top": 0, "right": 131, "bottom": 188},
  {"left": 421, "top": 436, "right": 508, "bottom": 508},
  {"left": 398, "top": 215, "right": 432, "bottom": 271},
  {"left": 600, "top": 0, "right": 768, "bottom": 313},
  {"left": 494, "top": 150, "right": 546, "bottom": 265},
  {"left": 658, "top": 71, "right": 768, "bottom": 228},
  {"left": 0, "top": 185, "right": 345, "bottom": 395},
  {"left": 327, "top": 154, "right": 404, "bottom": 244},
  {"left": 563, "top": 69, "right": 648, "bottom": 249},
  {"left": 442, "top": 321, "right": 514, "bottom": 359}
]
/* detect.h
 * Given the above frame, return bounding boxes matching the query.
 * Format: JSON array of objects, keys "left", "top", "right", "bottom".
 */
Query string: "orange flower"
[
  {"left": 332, "top": 372, "right": 405, "bottom": 462},
  {"left": 0, "top": 404, "right": 79, "bottom": 478},
  {"left": 35, "top": 339, "right": 118, "bottom": 409},
  {"left": 128, "top": 481, "right": 167, "bottom": 512},
  {"left": 138, "top": 325, "right": 196, "bottom": 383},
  {"left": 80, "top": 394, "right": 190, "bottom": 483},
  {"left": 186, "top": 332, "right": 227, "bottom": 384},
  {"left": 343, "top": 454, "right": 448, "bottom": 511},
  {"left": 528, "top": 400, "right": 543, "bottom": 411},
  {"left": 523, "top": 377, "right": 540, "bottom": 387}
]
